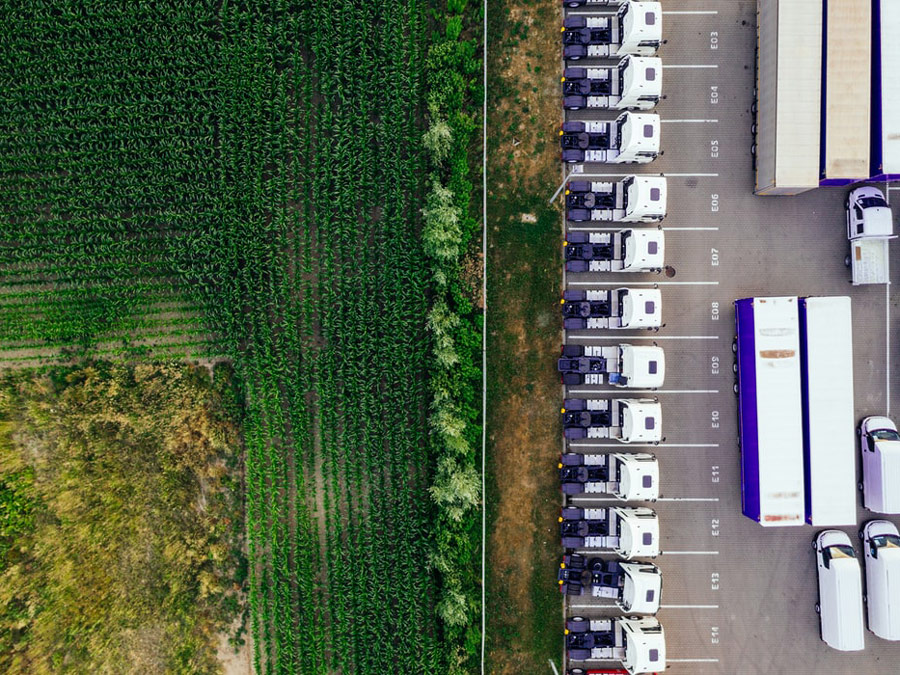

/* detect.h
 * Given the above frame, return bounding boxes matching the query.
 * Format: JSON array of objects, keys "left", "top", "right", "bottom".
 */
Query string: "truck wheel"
[
  {"left": 844, "top": 254, "right": 851, "bottom": 268},
  {"left": 733, "top": 383, "right": 739, "bottom": 395},
  {"left": 859, "top": 482, "right": 864, "bottom": 491},
  {"left": 732, "top": 340, "right": 737, "bottom": 354},
  {"left": 814, "top": 603, "right": 820, "bottom": 614},
  {"left": 569, "top": 105, "right": 582, "bottom": 111},
  {"left": 858, "top": 530, "right": 864, "bottom": 540},
  {"left": 811, "top": 539, "right": 818, "bottom": 550},
  {"left": 732, "top": 362, "right": 738, "bottom": 373}
]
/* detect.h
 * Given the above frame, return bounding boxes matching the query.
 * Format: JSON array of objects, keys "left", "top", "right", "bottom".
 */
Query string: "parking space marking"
[
  {"left": 663, "top": 227, "right": 719, "bottom": 231},
  {"left": 662, "top": 10, "right": 718, "bottom": 15},
  {"left": 663, "top": 551, "right": 719, "bottom": 556},
  {"left": 668, "top": 658, "right": 721, "bottom": 663},
  {"left": 664, "top": 172, "right": 719, "bottom": 177},
  {"left": 567, "top": 335, "right": 719, "bottom": 341},
  {"left": 663, "top": 65, "right": 718, "bottom": 69},
  {"left": 574, "top": 389, "right": 719, "bottom": 394},
  {"left": 888, "top": 282, "right": 892, "bottom": 416},
  {"left": 660, "top": 604, "right": 720, "bottom": 609},
  {"left": 567, "top": 280, "right": 718, "bottom": 286},
  {"left": 661, "top": 119, "right": 719, "bottom": 124},
  {"left": 568, "top": 442, "right": 719, "bottom": 448}
]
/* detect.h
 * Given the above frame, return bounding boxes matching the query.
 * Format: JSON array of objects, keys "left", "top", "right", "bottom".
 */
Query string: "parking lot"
[{"left": 558, "top": 2, "right": 900, "bottom": 673}]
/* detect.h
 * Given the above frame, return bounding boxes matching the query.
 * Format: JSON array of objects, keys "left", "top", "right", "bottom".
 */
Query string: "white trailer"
[
  {"left": 565, "top": 176, "right": 667, "bottom": 223},
  {"left": 846, "top": 186, "right": 894, "bottom": 286},
  {"left": 562, "top": 3, "right": 663, "bottom": 60},
  {"left": 799, "top": 297, "right": 856, "bottom": 526},
  {"left": 560, "top": 113, "right": 660, "bottom": 164},
  {"left": 562, "top": 56, "right": 662, "bottom": 110},
  {"left": 871, "top": 0, "right": 900, "bottom": 181},
  {"left": 558, "top": 344, "right": 664, "bottom": 387},
  {"left": 734, "top": 296, "right": 805, "bottom": 526},
  {"left": 559, "top": 452, "right": 659, "bottom": 500},
  {"left": 565, "top": 616, "right": 666, "bottom": 674},
  {"left": 564, "top": 230, "right": 664, "bottom": 274},
  {"left": 560, "top": 506, "right": 659, "bottom": 558},
  {"left": 562, "top": 288, "right": 662, "bottom": 330},
  {"left": 562, "top": 398, "right": 661, "bottom": 444}
]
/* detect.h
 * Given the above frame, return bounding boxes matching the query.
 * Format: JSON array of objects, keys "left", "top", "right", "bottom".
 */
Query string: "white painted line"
[
  {"left": 887, "top": 185, "right": 900, "bottom": 191},
  {"left": 568, "top": 442, "right": 720, "bottom": 448},
  {"left": 548, "top": 659, "right": 560, "bottom": 675},
  {"left": 568, "top": 496, "right": 720, "bottom": 503},
  {"left": 663, "top": 227, "right": 719, "bottom": 231},
  {"left": 663, "top": 65, "right": 718, "bottom": 69},
  {"left": 567, "top": 334, "right": 719, "bottom": 341},
  {"left": 664, "top": 172, "right": 719, "bottom": 177},
  {"left": 669, "top": 658, "right": 721, "bottom": 663},
  {"left": 567, "top": 280, "right": 718, "bottom": 286},
  {"left": 663, "top": 551, "right": 720, "bottom": 556},
  {"left": 661, "top": 119, "right": 719, "bottom": 124},
  {"left": 661, "top": 604, "right": 720, "bottom": 609},
  {"left": 888, "top": 281, "right": 891, "bottom": 417},
  {"left": 573, "top": 389, "right": 719, "bottom": 394},
  {"left": 663, "top": 10, "right": 718, "bottom": 14}
]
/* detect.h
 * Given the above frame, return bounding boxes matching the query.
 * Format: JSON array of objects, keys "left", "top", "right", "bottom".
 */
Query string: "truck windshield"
[
  {"left": 871, "top": 429, "right": 900, "bottom": 441},
  {"left": 873, "top": 535, "right": 900, "bottom": 550},
  {"left": 860, "top": 196, "right": 887, "bottom": 209}
]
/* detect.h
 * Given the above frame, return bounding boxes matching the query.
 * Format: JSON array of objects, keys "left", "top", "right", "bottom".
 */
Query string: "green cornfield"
[{"left": 1, "top": 1, "right": 474, "bottom": 673}]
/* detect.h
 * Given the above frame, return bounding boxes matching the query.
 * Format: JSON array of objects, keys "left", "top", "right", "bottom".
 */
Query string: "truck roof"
[
  {"left": 616, "top": 453, "right": 659, "bottom": 501},
  {"left": 617, "top": 507, "right": 659, "bottom": 558},
  {"left": 620, "top": 344, "right": 664, "bottom": 389},
  {"left": 627, "top": 175, "right": 666, "bottom": 215},
  {"left": 620, "top": 562, "right": 661, "bottom": 614},
  {"left": 621, "top": 55, "right": 663, "bottom": 100},
  {"left": 623, "top": 229, "right": 664, "bottom": 273},
  {"left": 618, "top": 112, "right": 659, "bottom": 157},
  {"left": 621, "top": 616, "right": 666, "bottom": 673},
  {"left": 621, "top": 288, "right": 661, "bottom": 328},
  {"left": 800, "top": 297, "right": 856, "bottom": 526},
  {"left": 621, "top": 399, "right": 662, "bottom": 443},
  {"left": 622, "top": 2, "right": 662, "bottom": 45}
]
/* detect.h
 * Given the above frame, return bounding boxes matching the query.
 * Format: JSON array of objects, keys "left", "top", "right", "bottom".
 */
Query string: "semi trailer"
[
  {"left": 559, "top": 452, "right": 659, "bottom": 499},
  {"left": 565, "top": 616, "right": 666, "bottom": 674},
  {"left": 558, "top": 344, "right": 664, "bottom": 387},
  {"left": 799, "top": 296, "right": 856, "bottom": 526},
  {"left": 560, "top": 113, "right": 660, "bottom": 164},
  {"left": 564, "top": 230, "right": 664, "bottom": 273},
  {"left": 734, "top": 296, "right": 805, "bottom": 526},
  {"left": 562, "top": 288, "right": 661, "bottom": 330},
  {"left": 562, "top": 3, "right": 663, "bottom": 60},
  {"left": 562, "top": 398, "right": 662, "bottom": 444},
  {"left": 562, "top": 56, "right": 662, "bottom": 110},
  {"left": 565, "top": 176, "right": 666, "bottom": 222},
  {"left": 560, "top": 506, "right": 659, "bottom": 557},
  {"left": 558, "top": 554, "right": 662, "bottom": 614}
]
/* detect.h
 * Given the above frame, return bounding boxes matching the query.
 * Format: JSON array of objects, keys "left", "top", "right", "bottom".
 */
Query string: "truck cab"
[
  {"left": 618, "top": 2, "right": 662, "bottom": 56},
  {"left": 558, "top": 344, "right": 665, "bottom": 388},
  {"left": 624, "top": 175, "right": 666, "bottom": 221},
  {"left": 559, "top": 452, "right": 659, "bottom": 500},
  {"left": 616, "top": 112, "right": 660, "bottom": 163},
  {"left": 620, "top": 288, "right": 661, "bottom": 328},
  {"left": 619, "top": 55, "right": 662, "bottom": 109},
  {"left": 616, "top": 507, "right": 659, "bottom": 557},
  {"left": 859, "top": 415, "right": 900, "bottom": 513},
  {"left": 845, "top": 186, "right": 895, "bottom": 285}
]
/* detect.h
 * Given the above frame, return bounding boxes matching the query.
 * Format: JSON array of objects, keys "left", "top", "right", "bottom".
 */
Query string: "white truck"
[
  {"left": 562, "top": 288, "right": 661, "bottom": 330},
  {"left": 565, "top": 230, "right": 664, "bottom": 274},
  {"left": 565, "top": 176, "right": 666, "bottom": 223},
  {"left": 560, "top": 506, "right": 659, "bottom": 557},
  {"left": 559, "top": 451, "right": 659, "bottom": 499},
  {"left": 558, "top": 554, "right": 662, "bottom": 614},
  {"left": 562, "top": 3, "right": 663, "bottom": 60},
  {"left": 562, "top": 56, "right": 662, "bottom": 110},
  {"left": 859, "top": 416, "right": 900, "bottom": 514},
  {"left": 562, "top": 398, "right": 662, "bottom": 444},
  {"left": 558, "top": 344, "right": 664, "bottom": 387},
  {"left": 565, "top": 616, "right": 666, "bottom": 675},
  {"left": 560, "top": 113, "right": 660, "bottom": 164},
  {"left": 846, "top": 186, "right": 895, "bottom": 285}
]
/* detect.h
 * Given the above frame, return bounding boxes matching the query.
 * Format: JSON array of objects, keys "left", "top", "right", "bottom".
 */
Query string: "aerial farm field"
[{"left": 0, "top": 2, "right": 483, "bottom": 674}]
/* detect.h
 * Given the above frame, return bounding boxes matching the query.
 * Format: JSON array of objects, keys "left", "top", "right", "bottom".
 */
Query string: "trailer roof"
[
  {"left": 822, "top": 0, "right": 870, "bottom": 180},
  {"left": 877, "top": 0, "right": 900, "bottom": 175},
  {"left": 801, "top": 297, "right": 856, "bottom": 526}
]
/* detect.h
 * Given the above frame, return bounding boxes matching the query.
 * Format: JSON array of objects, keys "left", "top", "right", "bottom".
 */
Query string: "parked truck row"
[{"left": 556, "top": 5, "right": 667, "bottom": 673}]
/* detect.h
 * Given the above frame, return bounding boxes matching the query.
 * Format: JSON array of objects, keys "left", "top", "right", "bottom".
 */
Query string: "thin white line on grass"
[
  {"left": 549, "top": 659, "right": 560, "bottom": 675},
  {"left": 480, "top": 0, "right": 487, "bottom": 670}
]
